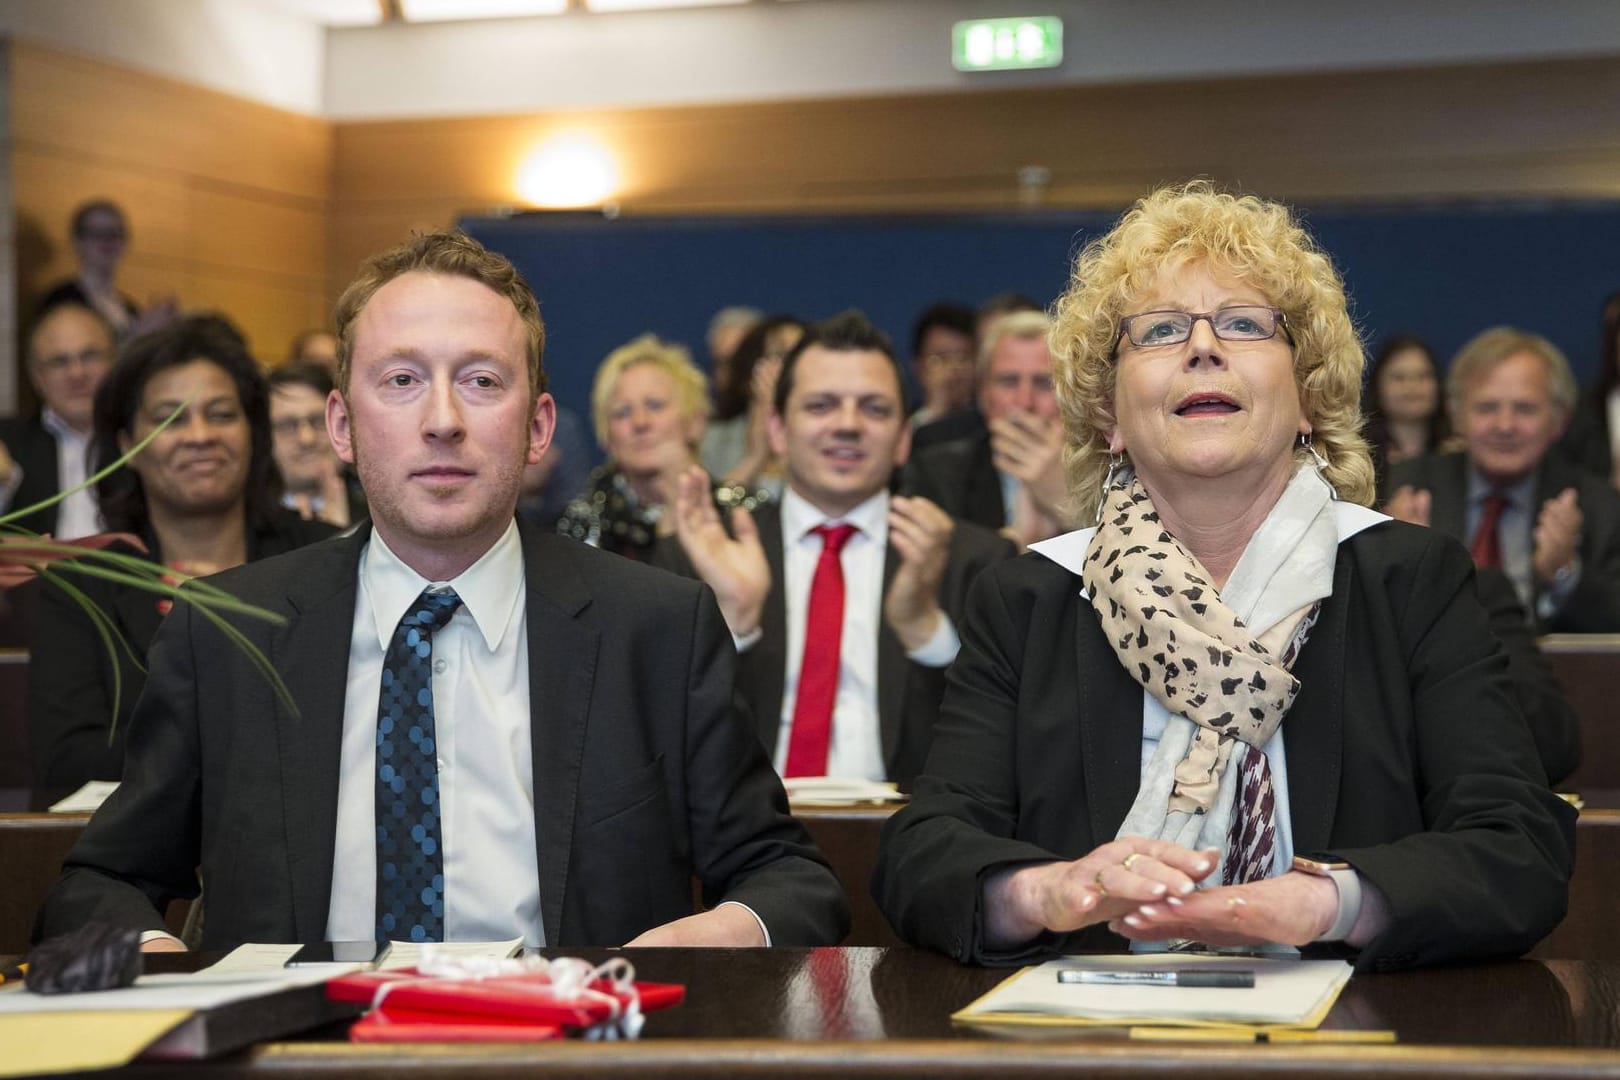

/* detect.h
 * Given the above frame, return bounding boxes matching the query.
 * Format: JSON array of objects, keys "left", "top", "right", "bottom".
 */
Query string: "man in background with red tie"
[
  {"left": 669, "top": 311, "right": 1013, "bottom": 787},
  {"left": 1386, "top": 326, "right": 1620, "bottom": 631}
]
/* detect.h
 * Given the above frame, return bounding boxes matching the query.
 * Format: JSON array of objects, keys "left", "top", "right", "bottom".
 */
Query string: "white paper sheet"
[
  {"left": 49, "top": 781, "right": 119, "bottom": 813},
  {"left": 957, "top": 954, "right": 1353, "bottom": 1027}
]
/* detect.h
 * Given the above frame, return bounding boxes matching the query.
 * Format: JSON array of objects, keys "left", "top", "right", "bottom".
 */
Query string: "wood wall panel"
[
  {"left": 330, "top": 57, "right": 1620, "bottom": 301},
  {"left": 7, "top": 37, "right": 332, "bottom": 401}
]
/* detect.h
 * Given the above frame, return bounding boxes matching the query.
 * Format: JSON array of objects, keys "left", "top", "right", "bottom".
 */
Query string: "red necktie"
[
  {"left": 1470, "top": 494, "right": 1508, "bottom": 570},
  {"left": 784, "top": 522, "right": 858, "bottom": 778}
]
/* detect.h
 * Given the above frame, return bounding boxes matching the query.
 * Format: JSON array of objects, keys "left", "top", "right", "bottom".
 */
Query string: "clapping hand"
[
  {"left": 884, "top": 496, "right": 953, "bottom": 650},
  {"left": 669, "top": 465, "right": 770, "bottom": 637}
]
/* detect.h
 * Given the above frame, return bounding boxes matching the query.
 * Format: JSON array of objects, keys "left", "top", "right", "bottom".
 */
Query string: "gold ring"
[
  {"left": 1093, "top": 868, "right": 1109, "bottom": 899},
  {"left": 1121, "top": 853, "right": 1143, "bottom": 873}
]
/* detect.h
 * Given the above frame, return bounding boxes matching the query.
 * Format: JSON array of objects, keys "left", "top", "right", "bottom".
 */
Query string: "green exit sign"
[{"left": 952, "top": 16, "right": 1063, "bottom": 72}]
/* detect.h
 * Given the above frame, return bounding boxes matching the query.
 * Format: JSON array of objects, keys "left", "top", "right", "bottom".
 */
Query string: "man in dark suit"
[
  {"left": 37, "top": 231, "right": 847, "bottom": 952},
  {"left": 0, "top": 303, "right": 115, "bottom": 538},
  {"left": 903, "top": 311, "right": 1073, "bottom": 548},
  {"left": 1387, "top": 326, "right": 1620, "bottom": 632},
  {"left": 669, "top": 312, "right": 1012, "bottom": 789}
]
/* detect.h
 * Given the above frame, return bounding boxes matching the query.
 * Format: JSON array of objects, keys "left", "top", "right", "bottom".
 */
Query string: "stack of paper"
[
  {"left": 783, "top": 777, "right": 902, "bottom": 806},
  {"left": 953, "top": 954, "right": 1354, "bottom": 1034}
]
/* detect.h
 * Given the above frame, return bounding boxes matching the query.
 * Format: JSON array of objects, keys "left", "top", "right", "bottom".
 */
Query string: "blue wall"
[{"left": 461, "top": 202, "right": 1620, "bottom": 427}]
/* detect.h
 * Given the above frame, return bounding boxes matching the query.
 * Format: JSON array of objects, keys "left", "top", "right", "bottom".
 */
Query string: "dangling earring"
[
  {"left": 1096, "top": 452, "right": 1126, "bottom": 524},
  {"left": 1300, "top": 431, "right": 1336, "bottom": 497}
]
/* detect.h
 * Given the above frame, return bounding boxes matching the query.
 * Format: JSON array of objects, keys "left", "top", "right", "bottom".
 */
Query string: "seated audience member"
[
  {"left": 1560, "top": 290, "right": 1620, "bottom": 485},
  {"left": 1362, "top": 334, "right": 1450, "bottom": 497},
  {"left": 560, "top": 335, "right": 769, "bottom": 561},
  {"left": 36, "top": 199, "right": 176, "bottom": 340},
  {"left": 904, "top": 311, "right": 1073, "bottom": 547},
  {"left": 874, "top": 182, "right": 1574, "bottom": 972},
  {"left": 36, "top": 230, "right": 847, "bottom": 952},
  {"left": 669, "top": 312, "right": 1013, "bottom": 788},
  {"left": 1387, "top": 327, "right": 1620, "bottom": 632},
  {"left": 29, "top": 316, "right": 337, "bottom": 789},
  {"left": 908, "top": 302, "right": 978, "bottom": 430},
  {"left": 268, "top": 362, "right": 365, "bottom": 527},
  {"left": 286, "top": 328, "right": 340, "bottom": 373},
  {"left": 705, "top": 305, "right": 764, "bottom": 397},
  {"left": 0, "top": 304, "right": 115, "bottom": 538},
  {"left": 976, "top": 290, "right": 1043, "bottom": 344},
  {"left": 700, "top": 315, "right": 804, "bottom": 489}
]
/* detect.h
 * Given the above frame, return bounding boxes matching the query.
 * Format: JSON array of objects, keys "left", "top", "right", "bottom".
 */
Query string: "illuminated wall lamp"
[{"left": 516, "top": 135, "right": 620, "bottom": 209}]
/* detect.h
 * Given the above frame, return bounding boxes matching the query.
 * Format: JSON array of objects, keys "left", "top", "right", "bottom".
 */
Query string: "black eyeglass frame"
[{"left": 1114, "top": 306, "right": 1293, "bottom": 353}]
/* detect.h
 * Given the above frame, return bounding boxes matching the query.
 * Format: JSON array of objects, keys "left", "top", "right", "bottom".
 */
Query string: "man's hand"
[
  {"left": 1109, "top": 869, "right": 1340, "bottom": 949},
  {"left": 884, "top": 496, "right": 953, "bottom": 651},
  {"left": 670, "top": 465, "right": 770, "bottom": 637},
  {"left": 1383, "top": 485, "right": 1432, "bottom": 527},
  {"left": 1533, "top": 487, "right": 1582, "bottom": 584},
  {"left": 983, "top": 840, "right": 1220, "bottom": 949},
  {"left": 1005, "top": 483, "right": 1064, "bottom": 550},
  {"left": 140, "top": 936, "right": 188, "bottom": 953},
  {"left": 989, "top": 411, "right": 1068, "bottom": 517},
  {"left": 623, "top": 904, "right": 766, "bottom": 947},
  {"left": 0, "top": 437, "right": 16, "bottom": 489}
]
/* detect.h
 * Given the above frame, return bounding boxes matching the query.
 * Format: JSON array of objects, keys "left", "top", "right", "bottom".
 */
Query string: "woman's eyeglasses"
[{"left": 1117, "top": 306, "right": 1289, "bottom": 349}]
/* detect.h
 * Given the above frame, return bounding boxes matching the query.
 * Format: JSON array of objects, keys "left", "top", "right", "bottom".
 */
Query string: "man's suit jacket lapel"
[
  {"left": 274, "top": 527, "right": 366, "bottom": 941},
  {"left": 517, "top": 524, "right": 601, "bottom": 948},
  {"left": 754, "top": 504, "right": 789, "bottom": 756},
  {"left": 967, "top": 433, "right": 1007, "bottom": 526}
]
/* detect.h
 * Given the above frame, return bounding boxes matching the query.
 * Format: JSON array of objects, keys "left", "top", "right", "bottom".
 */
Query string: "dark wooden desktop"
[{"left": 14, "top": 947, "right": 1619, "bottom": 1079}]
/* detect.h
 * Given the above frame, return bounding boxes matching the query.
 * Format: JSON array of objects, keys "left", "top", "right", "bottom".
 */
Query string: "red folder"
[{"left": 328, "top": 968, "right": 685, "bottom": 1031}]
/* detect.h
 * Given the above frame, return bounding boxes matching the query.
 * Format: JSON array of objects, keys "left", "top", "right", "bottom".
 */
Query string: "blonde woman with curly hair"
[{"left": 875, "top": 181, "right": 1573, "bottom": 972}]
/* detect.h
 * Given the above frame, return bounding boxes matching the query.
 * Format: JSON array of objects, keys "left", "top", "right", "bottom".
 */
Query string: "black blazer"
[
  {"left": 732, "top": 502, "right": 1013, "bottom": 788},
  {"left": 1388, "top": 450, "right": 1620, "bottom": 632},
  {"left": 901, "top": 432, "right": 1006, "bottom": 534},
  {"left": 37, "top": 521, "right": 848, "bottom": 950},
  {"left": 873, "top": 522, "right": 1576, "bottom": 972},
  {"left": 1559, "top": 383, "right": 1613, "bottom": 482},
  {"left": 0, "top": 415, "right": 67, "bottom": 537},
  {"left": 27, "top": 511, "right": 338, "bottom": 789}
]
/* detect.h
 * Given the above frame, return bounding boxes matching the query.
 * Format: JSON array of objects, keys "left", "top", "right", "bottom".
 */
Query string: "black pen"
[{"left": 1057, "top": 968, "right": 1256, "bottom": 988}]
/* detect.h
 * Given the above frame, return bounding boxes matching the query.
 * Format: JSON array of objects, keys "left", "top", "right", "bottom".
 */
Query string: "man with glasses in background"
[
  {"left": 268, "top": 362, "right": 365, "bottom": 528},
  {"left": 0, "top": 303, "right": 116, "bottom": 538}
]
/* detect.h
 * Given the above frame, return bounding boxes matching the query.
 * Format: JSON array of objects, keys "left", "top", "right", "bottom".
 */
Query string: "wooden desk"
[
  {"left": 1544, "top": 635, "right": 1620, "bottom": 791},
  {"left": 43, "top": 948, "right": 1620, "bottom": 1078}
]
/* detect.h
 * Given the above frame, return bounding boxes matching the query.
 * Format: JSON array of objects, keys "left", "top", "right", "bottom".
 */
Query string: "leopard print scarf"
[{"left": 1081, "top": 475, "right": 1318, "bottom": 816}]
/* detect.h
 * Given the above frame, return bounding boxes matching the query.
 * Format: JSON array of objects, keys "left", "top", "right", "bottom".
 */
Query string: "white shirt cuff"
[
  {"left": 715, "top": 900, "right": 770, "bottom": 946},
  {"left": 139, "top": 930, "right": 186, "bottom": 948},
  {"left": 732, "top": 625, "right": 764, "bottom": 653},
  {"left": 905, "top": 612, "right": 960, "bottom": 668},
  {"left": 1314, "top": 868, "right": 1363, "bottom": 943}
]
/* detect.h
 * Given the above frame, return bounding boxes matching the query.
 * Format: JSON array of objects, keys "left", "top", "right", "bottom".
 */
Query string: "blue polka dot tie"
[{"left": 375, "top": 587, "right": 462, "bottom": 944}]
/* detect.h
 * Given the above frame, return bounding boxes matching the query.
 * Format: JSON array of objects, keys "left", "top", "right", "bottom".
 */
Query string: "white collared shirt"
[
  {"left": 773, "top": 487, "right": 958, "bottom": 781},
  {"left": 327, "top": 520, "right": 543, "bottom": 946},
  {"left": 33, "top": 409, "right": 101, "bottom": 539}
]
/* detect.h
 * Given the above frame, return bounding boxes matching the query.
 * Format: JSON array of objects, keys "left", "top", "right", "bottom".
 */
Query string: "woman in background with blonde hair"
[
  {"left": 558, "top": 334, "right": 768, "bottom": 560},
  {"left": 875, "top": 181, "right": 1573, "bottom": 972}
]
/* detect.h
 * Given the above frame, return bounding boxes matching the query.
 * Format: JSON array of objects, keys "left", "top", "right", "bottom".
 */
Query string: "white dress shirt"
[
  {"left": 0, "top": 409, "right": 103, "bottom": 539},
  {"left": 326, "top": 521, "right": 544, "bottom": 946},
  {"left": 772, "top": 487, "right": 958, "bottom": 781}
]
